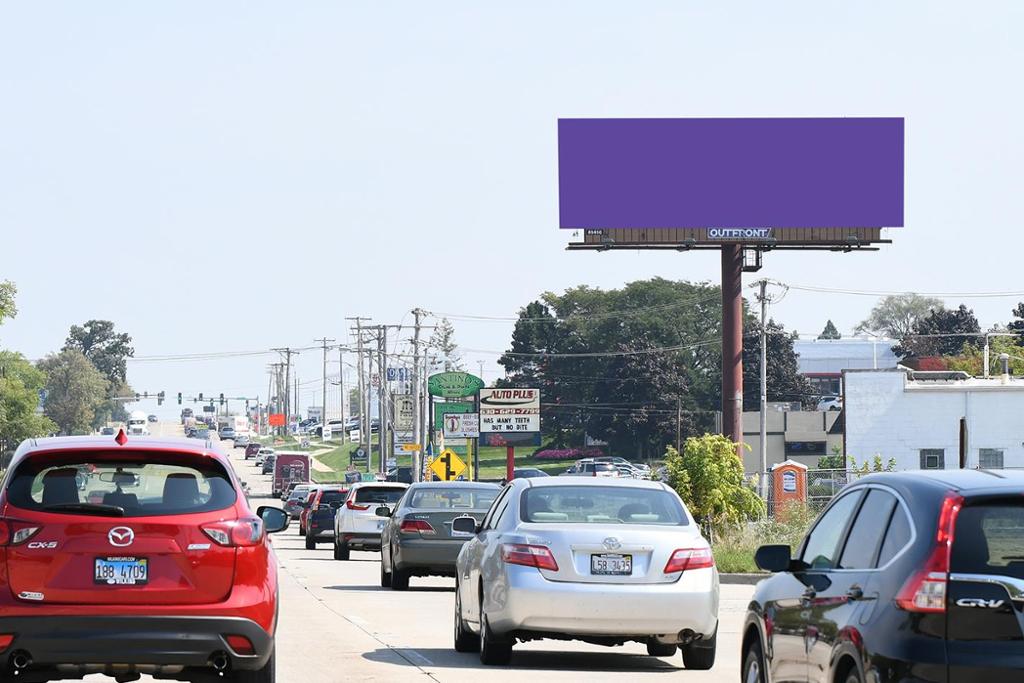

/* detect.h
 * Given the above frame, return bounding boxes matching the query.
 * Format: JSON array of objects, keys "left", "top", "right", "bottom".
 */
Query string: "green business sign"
[{"left": 427, "top": 372, "right": 484, "bottom": 398}]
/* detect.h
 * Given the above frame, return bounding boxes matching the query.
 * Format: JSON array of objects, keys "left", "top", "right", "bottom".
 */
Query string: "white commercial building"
[
  {"left": 795, "top": 338, "right": 898, "bottom": 397},
  {"left": 845, "top": 368, "right": 1024, "bottom": 471}
]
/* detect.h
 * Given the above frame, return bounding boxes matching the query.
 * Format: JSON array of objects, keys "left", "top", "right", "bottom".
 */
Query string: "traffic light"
[
  {"left": 198, "top": 393, "right": 203, "bottom": 401},
  {"left": 177, "top": 392, "right": 182, "bottom": 405},
  {"left": 219, "top": 393, "right": 224, "bottom": 406},
  {"left": 135, "top": 393, "right": 140, "bottom": 401},
  {"left": 143, "top": 391, "right": 149, "bottom": 399},
  {"left": 157, "top": 391, "right": 165, "bottom": 406}
]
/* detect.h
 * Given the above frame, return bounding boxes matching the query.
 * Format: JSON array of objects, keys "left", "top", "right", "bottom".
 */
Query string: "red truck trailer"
[{"left": 273, "top": 453, "right": 310, "bottom": 497}]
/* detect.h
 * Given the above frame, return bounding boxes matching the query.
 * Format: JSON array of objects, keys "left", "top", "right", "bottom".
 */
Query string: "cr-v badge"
[{"left": 956, "top": 598, "right": 1005, "bottom": 609}]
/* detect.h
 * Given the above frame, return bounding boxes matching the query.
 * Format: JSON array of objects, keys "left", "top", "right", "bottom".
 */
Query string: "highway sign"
[
  {"left": 429, "top": 449, "right": 467, "bottom": 481},
  {"left": 479, "top": 388, "right": 540, "bottom": 433},
  {"left": 443, "top": 412, "right": 479, "bottom": 438}
]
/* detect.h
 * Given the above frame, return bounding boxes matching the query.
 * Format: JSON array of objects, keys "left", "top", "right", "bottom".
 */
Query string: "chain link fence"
[{"left": 748, "top": 468, "right": 872, "bottom": 515}]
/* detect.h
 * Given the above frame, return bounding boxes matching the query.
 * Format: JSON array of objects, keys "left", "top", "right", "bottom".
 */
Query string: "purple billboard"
[{"left": 558, "top": 118, "right": 904, "bottom": 230}]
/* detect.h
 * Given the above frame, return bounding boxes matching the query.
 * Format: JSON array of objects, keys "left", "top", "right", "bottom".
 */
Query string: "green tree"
[
  {"left": 817, "top": 320, "right": 841, "bottom": 340},
  {"left": 742, "top": 320, "right": 816, "bottom": 409},
  {"left": 428, "top": 317, "right": 462, "bottom": 370},
  {"left": 0, "top": 351, "right": 56, "bottom": 462},
  {"left": 893, "top": 304, "right": 981, "bottom": 359},
  {"left": 0, "top": 280, "right": 16, "bottom": 327},
  {"left": 64, "top": 320, "right": 135, "bottom": 427},
  {"left": 946, "top": 334, "right": 1024, "bottom": 375},
  {"left": 855, "top": 294, "right": 943, "bottom": 339},
  {"left": 38, "top": 349, "right": 109, "bottom": 435},
  {"left": 1007, "top": 303, "right": 1024, "bottom": 346},
  {"left": 663, "top": 434, "right": 764, "bottom": 533}
]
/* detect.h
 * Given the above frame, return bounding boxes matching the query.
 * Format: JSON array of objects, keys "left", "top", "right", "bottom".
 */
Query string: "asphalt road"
[{"left": 49, "top": 423, "right": 753, "bottom": 682}]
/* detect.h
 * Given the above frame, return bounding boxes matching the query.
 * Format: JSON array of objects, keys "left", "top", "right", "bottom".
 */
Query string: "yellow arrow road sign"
[{"left": 429, "top": 448, "right": 467, "bottom": 481}]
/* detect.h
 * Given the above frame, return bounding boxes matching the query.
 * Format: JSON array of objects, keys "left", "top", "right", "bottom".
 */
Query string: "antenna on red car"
[{"left": 115, "top": 429, "right": 128, "bottom": 446}]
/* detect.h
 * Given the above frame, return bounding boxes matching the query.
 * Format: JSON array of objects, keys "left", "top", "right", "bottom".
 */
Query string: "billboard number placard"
[{"left": 479, "top": 388, "right": 540, "bottom": 433}]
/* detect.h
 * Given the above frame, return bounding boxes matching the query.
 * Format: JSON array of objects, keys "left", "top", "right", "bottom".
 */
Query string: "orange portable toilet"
[{"left": 771, "top": 460, "right": 808, "bottom": 517}]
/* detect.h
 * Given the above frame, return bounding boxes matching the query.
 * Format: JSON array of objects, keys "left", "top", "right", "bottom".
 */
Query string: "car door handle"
[{"left": 846, "top": 585, "right": 864, "bottom": 601}]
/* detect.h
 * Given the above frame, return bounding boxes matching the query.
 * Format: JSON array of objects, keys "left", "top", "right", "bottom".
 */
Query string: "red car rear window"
[{"left": 6, "top": 451, "right": 236, "bottom": 517}]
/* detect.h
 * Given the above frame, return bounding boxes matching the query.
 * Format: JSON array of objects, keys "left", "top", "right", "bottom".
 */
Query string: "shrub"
[
  {"left": 532, "top": 447, "right": 604, "bottom": 460},
  {"left": 712, "top": 501, "right": 817, "bottom": 573}
]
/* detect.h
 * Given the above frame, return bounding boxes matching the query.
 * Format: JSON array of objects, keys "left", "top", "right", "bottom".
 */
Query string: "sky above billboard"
[{"left": 559, "top": 118, "right": 904, "bottom": 229}]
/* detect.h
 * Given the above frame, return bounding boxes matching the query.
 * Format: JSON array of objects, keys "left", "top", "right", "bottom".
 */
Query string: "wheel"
[
  {"left": 305, "top": 534, "right": 316, "bottom": 550},
  {"left": 843, "top": 669, "right": 863, "bottom": 683},
  {"left": 231, "top": 649, "right": 275, "bottom": 683},
  {"left": 298, "top": 523, "right": 306, "bottom": 536},
  {"left": 742, "top": 639, "right": 765, "bottom": 683},
  {"left": 646, "top": 641, "right": 677, "bottom": 657},
  {"left": 333, "top": 539, "right": 350, "bottom": 561},
  {"left": 453, "top": 581, "right": 480, "bottom": 652},
  {"left": 391, "top": 565, "right": 410, "bottom": 591},
  {"left": 478, "top": 613, "right": 512, "bottom": 665},
  {"left": 380, "top": 549, "right": 393, "bottom": 588},
  {"left": 681, "top": 626, "right": 716, "bottom": 670}
]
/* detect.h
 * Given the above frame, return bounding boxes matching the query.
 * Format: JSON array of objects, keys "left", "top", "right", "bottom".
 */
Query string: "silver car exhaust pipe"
[
  {"left": 210, "top": 652, "right": 229, "bottom": 672},
  {"left": 11, "top": 652, "right": 32, "bottom": 670}
]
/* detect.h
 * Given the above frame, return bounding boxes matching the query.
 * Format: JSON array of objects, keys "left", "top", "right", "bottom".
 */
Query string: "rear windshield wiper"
[{"left": 41, "top": 503, "right": 126, "bottom": 517}]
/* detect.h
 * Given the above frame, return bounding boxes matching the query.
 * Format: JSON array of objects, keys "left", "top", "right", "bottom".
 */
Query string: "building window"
[
  {"left": 785, "top": 441, "right": 827, "bottom": 457},
  {"left": 920, "top": 449, "right": 945, "bottom": 470},
  {"left": 979, "top": 448, "right": 1005, "bottom": 470}
]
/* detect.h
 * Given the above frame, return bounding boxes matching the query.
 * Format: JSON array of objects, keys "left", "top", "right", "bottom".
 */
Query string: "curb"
[{"left": 720, "top": 573, "right": 765, "bottom": 585}]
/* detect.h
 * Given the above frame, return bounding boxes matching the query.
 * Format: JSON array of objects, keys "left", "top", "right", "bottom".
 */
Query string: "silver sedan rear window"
[{"left": 521, "top": 486, "right": 688, "bottom": 525}]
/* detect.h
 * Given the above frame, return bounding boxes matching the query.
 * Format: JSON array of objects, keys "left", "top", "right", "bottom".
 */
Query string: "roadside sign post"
[
  {"left": 478, "top": 388, "right": 541, "bottom": 481},
  {"left": 428, "top": 448, "right": 467, "bottom": 481}
]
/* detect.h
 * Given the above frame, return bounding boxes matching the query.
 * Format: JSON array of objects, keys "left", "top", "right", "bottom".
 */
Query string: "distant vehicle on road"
[
  {"left": 0, "top": 431, "right": 288, "bottom": 681},
  {"left": 273, "top": 454, "right": 310, "bottom": 497},
  {"left": 284, "top": 485, "right": 313, "bottom": 518},
  {"left": 333, "top": 482, "right": 408, "bottom": 560},
  {"left": 127, "top": 410, "right": 150, "bottom": 436},
  {"left": 379, "top": 482, "right": 499, "bottom": 590},
  {"left": 513, "top": 467, "right": 550, "bottom": 479},
  {"left": 743, "top": 470, "right": 1024, "bottom": 683},
  {"left": 305, "top": 486, "right": 349, "bottom": 550},
  {"left": 147, "top": 414, "right": 158, "bottom": 423},
  {"left": 233, "top": 434, "right": 251, "bottom": 449},
  {"left": 261, "top": 454, "right": 276, "bottom": 475},
  {"left": 454, "top": 477, "right": 718, "bottom": 667},
  {"left": 99, "top": 427, "right": 116, "bottom": 436},
  {"left": 219, "top": 427, "right": 236, "bottom": 441},
  {"left": 256, "top": 448, "right": 275, "bottom": 466},
  {"left": 180, "top": 407, "right": 193, "bottom": 424},
  {"left": 245, "top": 442, "right": 262, "bottom": 459},
  {"left": 386, "top": 466, "right": 414, "bottom": 484}
]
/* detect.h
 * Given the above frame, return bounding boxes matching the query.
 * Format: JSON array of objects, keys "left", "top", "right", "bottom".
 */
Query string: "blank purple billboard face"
[{"left": 558, "top": 118, "right": 903, "bottom": 230}]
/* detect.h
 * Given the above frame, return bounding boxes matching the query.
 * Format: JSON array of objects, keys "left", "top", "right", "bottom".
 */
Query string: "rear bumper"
[
  {"left": 395, "top": 538, "right": 464, "bottom": 574},
  {"left": 340, "top": 532, "right": 382, "bottom": 550},
  {"left": 0, "top": 615, "right": 272, "bottom": 671}
]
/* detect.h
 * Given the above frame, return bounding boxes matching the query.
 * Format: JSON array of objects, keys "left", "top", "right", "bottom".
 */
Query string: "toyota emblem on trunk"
[
  {"left": 603, "top": 537, "right": 621, "bottom": 551},
  {"left": 108, "top": 527, "right": 134, "bottom": 547}
]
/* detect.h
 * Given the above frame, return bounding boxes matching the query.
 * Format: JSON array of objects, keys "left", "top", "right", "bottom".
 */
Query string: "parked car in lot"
[
  {"left": 305, "top": 486, "right": 349, "bottom": 550},
  {"left": 245, "top": 442, "right": 262, "bottom": 459},
  {"left": 453, "top": 477, "right": 718, "bottom": 667},
  {"left": 379, "top": 482, "right": 500, "bottom": 590},
  {"left": 513, "top": 467, "right": 549, "bottom": 479},
  {"left": 0, "top": 432, "right": 289, "bottom": 681},
  {"left": 743, "top": 469, "right": 1024, "bottom": 683},
  {"left": 816, "top": 394, "right": 843, "bottom": 411},
  {"left": 333, "top": 482, "right": 408, "bottom": 560},
  {"left": 561, "top": 459, "right": 620, "bottom": 477}
]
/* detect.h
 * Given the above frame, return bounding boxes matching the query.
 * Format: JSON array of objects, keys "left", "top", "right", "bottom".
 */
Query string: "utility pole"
[
  {"left": 411, "top": 308, "right": 425, "bottom": 482},
  {"left": 338, "top": 345, "right": 346, "bottom": 445},
  {"left": 272, "top": 348, "right": 298, "bottom": 433},
  {"left": 757, "top": 279, "right": 768, "bottom": 499},
  {"left": 378, "top": 326, "right": 388, "bottom": 475},
  {"left": 346, "top": 317, "right": 372, "bottom": 465},
  {"left": 314, "top": 337, "right": 336, "bottom": 433}
]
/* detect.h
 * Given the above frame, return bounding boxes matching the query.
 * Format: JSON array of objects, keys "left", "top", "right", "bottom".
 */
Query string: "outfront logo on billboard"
[{"left": 707, "top": 228, "right": 774, "bottom": 240}]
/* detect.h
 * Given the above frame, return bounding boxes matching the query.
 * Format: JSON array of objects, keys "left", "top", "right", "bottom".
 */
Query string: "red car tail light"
[
  {"left": 0, "top": 635, "right": 13, "bottom": 652},
  {"left": 346, "top": 499, "right": 370, "bottom": 511},
  {"left": 501, "top": 544, "right": 559, "bottom": 571},
  {"left": 399, "top": 520, "right": 435, "bottom": 534},
  {"left": 202, "top": 518, "right": 265, "bottom": 547},
  {"left": 895, "top": 492, "right": 963, "bottom": 613},
  {"left": 225, "top": 634, "right": 255, "bottom": 655},
  {"left": 664, "top": 547, "right": 715, "bottom": 573},
  {"left": 0, "top": 521, "right": 41, "bottom": 547}
]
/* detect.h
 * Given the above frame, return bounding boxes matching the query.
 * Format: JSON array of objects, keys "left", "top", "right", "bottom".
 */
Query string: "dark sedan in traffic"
[{"left": 379, "top": 481, "right": 499, "bottom": 590}]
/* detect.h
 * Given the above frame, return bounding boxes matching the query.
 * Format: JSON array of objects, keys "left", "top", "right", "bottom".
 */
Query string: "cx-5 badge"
[{"left": 108, "top": 526, "right": 134, "bottom": 547}]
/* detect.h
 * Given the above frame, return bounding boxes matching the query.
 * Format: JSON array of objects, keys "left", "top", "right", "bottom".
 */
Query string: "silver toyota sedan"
[{"left": 452, "top": 477, "right": 719, "bottom": 667}]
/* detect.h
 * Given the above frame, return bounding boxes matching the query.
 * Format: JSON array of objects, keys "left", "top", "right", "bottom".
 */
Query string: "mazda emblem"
[{"left": 108, "top": 527, "right": 134, "bottom": 547}]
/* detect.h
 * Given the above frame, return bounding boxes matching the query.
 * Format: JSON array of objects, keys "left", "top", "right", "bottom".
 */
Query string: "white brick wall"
[{"left": 845, "top": 370, "right": 1024, "bottom": 470}]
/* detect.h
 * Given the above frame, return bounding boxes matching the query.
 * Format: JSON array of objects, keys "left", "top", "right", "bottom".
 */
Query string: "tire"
[
  {"left": 681, "top": 626, "right": 716, "bottom": 671},
  {"left": 453, "top": 583, "right": 479, "bottom": 652},
  {"left": 646, "top": 641, "right": 678, "bottom": 657},
  {"left": 391, "top": 565, "right": 410, "bottom": 591},
  {"left": 305, "top": 534, "right": 316, "bottom": 550},
  {"left": 231, "top": 649, "right": 275, "bottom": 683},
  {"left": 742, "top": 639, "right": 765, "bottom": 683},
  {"left": 298, "top": 523, "right": 306, "bottom": 536},
  {"left": 478, "top": 613, "right": 512, "bottom": 665},
  {"left": 333, "top": 539, "right": 349, "bottom": 561},
  {"left": 380, "top": 549, "right": 393, "bottom": 588},
  {"left": 843, "top": 669, "right": 863, "bottom": 683}
]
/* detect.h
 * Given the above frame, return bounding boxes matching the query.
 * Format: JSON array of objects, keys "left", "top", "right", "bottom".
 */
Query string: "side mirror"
[
  {"left": 754, "top": 544, "right": 793, "bottom": 573},
  {"left": 258, "top": 506, "right": 289, "bottom": 534},
  {"left": 374, "top": 506, "right": 392, "bottom": 517},
  {"left": 451, "top": 516, "right": 479, "bottom": 537}
]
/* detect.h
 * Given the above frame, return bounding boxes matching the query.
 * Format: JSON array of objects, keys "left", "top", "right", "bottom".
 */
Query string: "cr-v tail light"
[
  {"left": 346, "top": 499, "right": 370, "bottom": 511},
  {"left": 501, "top": 544, "right": 559, "bottom": 571},
  {"left": 895, "top": 492, "right": 963, "bottom": 613},
  {"left": 664, "top": 547, "right": 715, "bottom": 573},
  {"left": 202, "top": 518, "right": 264, "bottom": 547}
]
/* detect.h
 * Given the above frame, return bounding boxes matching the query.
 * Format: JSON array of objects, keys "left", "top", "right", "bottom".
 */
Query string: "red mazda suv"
[{"left": 0, "top": 432, "right": 287, "bottom": 682}]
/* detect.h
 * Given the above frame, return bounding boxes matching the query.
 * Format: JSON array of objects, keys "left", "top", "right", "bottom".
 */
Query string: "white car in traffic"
[
  {"left": 453, "top": 477, "right": 719, "bottom": 667},
  {"left": 333, "top": 482, "right": 408, "bottom": 560}
]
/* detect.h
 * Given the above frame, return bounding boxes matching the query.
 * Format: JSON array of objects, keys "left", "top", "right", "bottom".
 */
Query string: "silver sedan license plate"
[
  {"left": 94, "top": 556, "right": 148, "bottom": 585},
  {"left": 591, "top": 553, "right": 632, "bottom": 575}
]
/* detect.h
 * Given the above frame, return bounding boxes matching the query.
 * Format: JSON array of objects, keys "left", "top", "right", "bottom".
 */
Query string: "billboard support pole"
[
  {"left": 506, "top": 446, "right": 514, "bottom": 483},
  {"left": 721, "top": 245, "right": 744, "bottom": 457}
]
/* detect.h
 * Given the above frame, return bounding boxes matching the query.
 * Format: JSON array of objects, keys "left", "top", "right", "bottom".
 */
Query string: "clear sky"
[{"left": 2, "top": 2, "right": 1022, "bottom": 419}]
